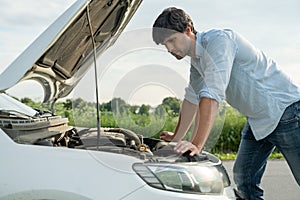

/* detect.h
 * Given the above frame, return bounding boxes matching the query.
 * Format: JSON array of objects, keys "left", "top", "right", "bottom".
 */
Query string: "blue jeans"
[{"left": 233, "top": 100, "right": 300, "bottom": 200}]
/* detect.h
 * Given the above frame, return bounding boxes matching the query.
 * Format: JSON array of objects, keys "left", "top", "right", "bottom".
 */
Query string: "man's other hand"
[{"left": 159, "top": 131, "right": 174, "bottom": 141}]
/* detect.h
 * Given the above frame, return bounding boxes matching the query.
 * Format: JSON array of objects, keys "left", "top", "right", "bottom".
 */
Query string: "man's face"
[{"left": 162, "top": 32, "right": 191, "bottom": 60}]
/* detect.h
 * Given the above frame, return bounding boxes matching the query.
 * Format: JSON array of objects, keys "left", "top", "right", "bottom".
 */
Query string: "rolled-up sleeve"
[
  {"left": 184, "top": 84, "right": 198, "bottom": 105},
  {"left": 200, "top": 31, "right": 237, "bottom": 103},
  {"left": 184, "top": 30, "right": 237, "bottom": 104},
  {"left": 184, "top": 64, "right": 208, "bottom": 105}
]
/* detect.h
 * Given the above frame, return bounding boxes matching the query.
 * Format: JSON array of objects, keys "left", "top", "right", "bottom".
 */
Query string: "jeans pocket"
[
  {"left": 280, "top": 102, "right": 300, "bottom": 124},
  {"left": 277, "top": 109, "right": 300, "bottom": 133}
]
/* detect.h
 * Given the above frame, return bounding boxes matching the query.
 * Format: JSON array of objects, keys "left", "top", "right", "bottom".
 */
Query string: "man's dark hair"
[{"left": 152, "top": 7, "right": 196, "bottom": 44}]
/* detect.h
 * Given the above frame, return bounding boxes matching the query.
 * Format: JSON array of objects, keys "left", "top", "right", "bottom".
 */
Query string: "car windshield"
[{"left": 0, "top": 93, "right": 37, "bottom": 118}]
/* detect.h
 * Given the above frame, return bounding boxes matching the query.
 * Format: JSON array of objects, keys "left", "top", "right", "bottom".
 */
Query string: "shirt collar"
[{"left": 195, "top": 31, "right": 203, "bottom": 59}]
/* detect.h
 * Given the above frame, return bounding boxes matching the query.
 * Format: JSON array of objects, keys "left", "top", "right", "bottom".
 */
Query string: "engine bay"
[{"left": 0, "top": 113, "right": 217, "bottom": 163}]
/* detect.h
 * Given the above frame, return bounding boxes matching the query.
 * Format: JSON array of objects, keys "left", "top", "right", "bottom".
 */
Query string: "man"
[{"left": 152, "top": 7, "right": 300, "bottom": 200}]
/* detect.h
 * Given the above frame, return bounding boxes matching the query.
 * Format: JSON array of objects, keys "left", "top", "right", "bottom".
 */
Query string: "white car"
[{"left": 0, "top": 0, "right": 237, "bottom": 199}]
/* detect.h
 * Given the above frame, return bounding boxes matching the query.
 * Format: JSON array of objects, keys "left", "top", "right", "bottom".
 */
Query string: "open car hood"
[{"left": 0, "top": 0, "right": 142, "bottom": 104}]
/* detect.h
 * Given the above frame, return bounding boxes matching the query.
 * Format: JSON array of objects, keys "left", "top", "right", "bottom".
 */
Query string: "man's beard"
[{"left": 171, "top": 52, "right": 184, "bottom": 60}]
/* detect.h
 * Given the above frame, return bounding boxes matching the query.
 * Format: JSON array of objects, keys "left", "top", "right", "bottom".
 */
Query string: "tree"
[
  {"left": 111, "top": 98, "right": 128, "bottom": 114},
  {"left": 138, "top": 104, "right": 150, "bottom": 115},
  {"left": 129, "top": 105, "right": 139, "bottom": 114},
  {"left": 162, "top": 97, "right": 181, "bottom": 115},
  {"left": 72, "top": 98, "right": 86, "bottom": 109},
  {"left": 100, "top": 101, "right": 111, "bottom": 112},
  {"left": 154, "top": 104, "right": 165, "bottom": 117},
  {"left": 21, "top": 97, "right": 40, "bottom": 108},
  {"left": 63, "top": 99, "right": 73, "bottom": 110}
]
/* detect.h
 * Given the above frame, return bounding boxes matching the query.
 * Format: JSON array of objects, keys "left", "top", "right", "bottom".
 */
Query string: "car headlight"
[{"left": 133, "top": 162, "right": 228, "bottom": 195}]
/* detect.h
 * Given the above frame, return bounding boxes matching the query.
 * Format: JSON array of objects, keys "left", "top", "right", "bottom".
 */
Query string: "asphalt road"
[{"left": 222, "top": 160, "right": 300, "bottom": 200}]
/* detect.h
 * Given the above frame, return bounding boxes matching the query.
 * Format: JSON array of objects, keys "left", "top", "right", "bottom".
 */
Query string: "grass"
[{"left": 216, "top": 152, "right": 284, "bottom": 161}]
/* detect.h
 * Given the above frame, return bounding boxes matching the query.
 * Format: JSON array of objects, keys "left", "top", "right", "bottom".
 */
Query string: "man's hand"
[
  {"left": 159, "top": 131, "right": 174, "bottom": 141},
  {"left": 174, "top": 141, "right": 201, "bottom": 156}
]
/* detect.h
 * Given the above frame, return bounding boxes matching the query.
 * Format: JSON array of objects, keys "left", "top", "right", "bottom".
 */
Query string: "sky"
[{"left": 0, "top": 0, "right": 300, "bottom": 106}]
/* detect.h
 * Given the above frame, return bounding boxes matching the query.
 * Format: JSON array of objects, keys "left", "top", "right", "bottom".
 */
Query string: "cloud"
[
  {"left": 0, "top": 0, "right": 75, "bottom": 27},
  {"left": 0, "top": 0, "right": 76, "bottom": 70}
]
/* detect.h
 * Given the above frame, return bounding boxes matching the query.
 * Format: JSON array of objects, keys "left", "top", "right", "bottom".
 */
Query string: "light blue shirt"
[{"left": 185, "top": 29, "right": 300, "bottom": 140}]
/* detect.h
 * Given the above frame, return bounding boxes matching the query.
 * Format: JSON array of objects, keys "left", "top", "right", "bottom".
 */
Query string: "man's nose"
[{"left": 165, "top": 43, "right": 174, "bottom": 53}]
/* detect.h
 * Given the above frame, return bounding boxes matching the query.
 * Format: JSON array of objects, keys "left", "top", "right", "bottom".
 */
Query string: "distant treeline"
[{"left": 20, "top": 96, "right": 246, "bottom": 153}]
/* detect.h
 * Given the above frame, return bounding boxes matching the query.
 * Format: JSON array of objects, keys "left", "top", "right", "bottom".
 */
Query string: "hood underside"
[{"left": 0, "top": 0, "right": 142, "bottom": 103}]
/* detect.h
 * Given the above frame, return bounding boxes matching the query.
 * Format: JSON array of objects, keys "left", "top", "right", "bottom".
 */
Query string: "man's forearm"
[
  {"left": 190, "top": 109, "right": 199, "bottom": 141},
  {"left": 172, "top": 99, "right": 198, "bottom": 141},
  {"left": 191, "top": 98, "right": 218, "bottom": 150}
]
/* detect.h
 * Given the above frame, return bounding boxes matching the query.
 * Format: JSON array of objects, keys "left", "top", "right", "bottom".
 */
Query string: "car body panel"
[
  {"left": 0, "top": 129, "right": 145, "bottom": 199},
  {"left": 0, "top": 115, "right": 236, "bottom": 200},
  {"left": 0, "top": 129, "right": 235, "bottom": 200},
  {"left": 121, "top": 185, "right": 235, "bottom": 200}
]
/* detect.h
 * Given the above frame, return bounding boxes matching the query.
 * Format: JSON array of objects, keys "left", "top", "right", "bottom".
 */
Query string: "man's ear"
[{"left": 185, "top": 26, "right": 193, "bottom": 36}]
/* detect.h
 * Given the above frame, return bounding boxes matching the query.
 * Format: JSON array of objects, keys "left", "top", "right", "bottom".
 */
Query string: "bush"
[{"left": 211, "top": 105, "right": 246, "bottom": 153}]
